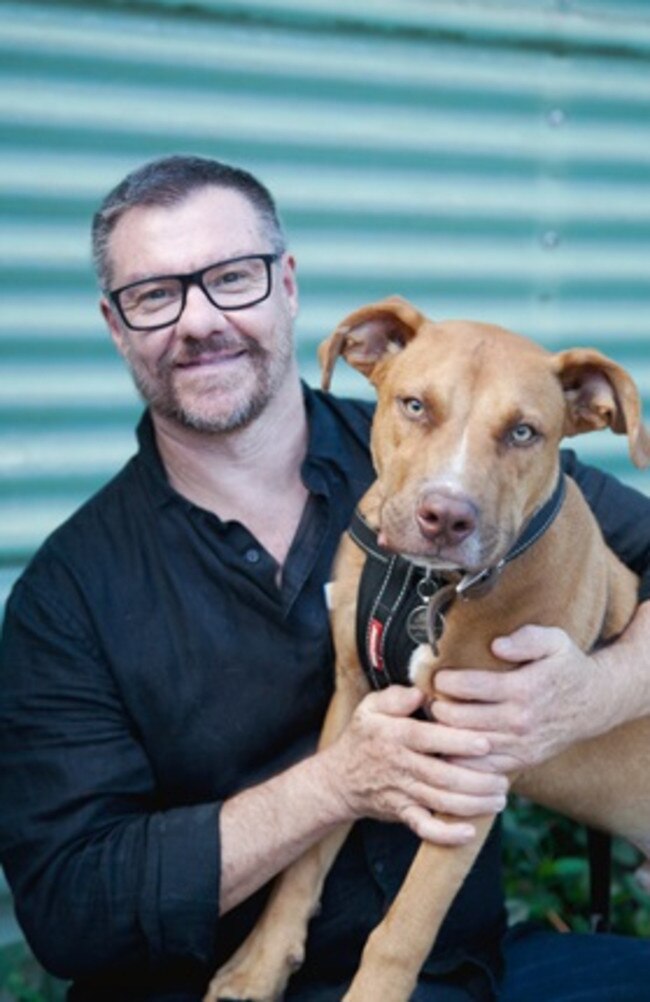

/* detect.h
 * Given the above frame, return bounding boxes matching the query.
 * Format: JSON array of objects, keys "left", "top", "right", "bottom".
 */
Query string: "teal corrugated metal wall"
[{"left": 1, "top": 0, "right": 649, "bottom": 951}]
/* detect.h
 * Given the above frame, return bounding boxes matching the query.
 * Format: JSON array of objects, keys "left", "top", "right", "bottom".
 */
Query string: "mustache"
[{"left": 166, "top": 332, "right": 266, "bottom": 368}]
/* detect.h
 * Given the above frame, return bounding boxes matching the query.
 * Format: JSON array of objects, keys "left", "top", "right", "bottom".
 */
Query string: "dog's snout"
[{"left": 416, "top": 492, "right": 477, "bottom": 546}]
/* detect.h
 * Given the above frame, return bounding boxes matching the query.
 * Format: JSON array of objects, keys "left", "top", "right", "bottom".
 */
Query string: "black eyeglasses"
[{"left": 107, "top": 252, "right": 281, "bottom": 332}]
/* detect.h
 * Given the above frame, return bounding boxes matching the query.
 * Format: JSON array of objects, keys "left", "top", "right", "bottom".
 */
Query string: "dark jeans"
[{"left": 500, "top": 923, "right": 650, "bottom": 1001}]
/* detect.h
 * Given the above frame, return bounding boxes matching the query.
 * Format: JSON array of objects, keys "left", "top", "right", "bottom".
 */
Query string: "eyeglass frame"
[{"left": 105, "top": 252, "right": 282, "bottom": 332}]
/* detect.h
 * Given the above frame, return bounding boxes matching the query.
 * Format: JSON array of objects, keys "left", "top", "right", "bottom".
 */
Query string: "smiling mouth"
[{"left": 175, "top": 347, "right": 248, "bottom": 369}]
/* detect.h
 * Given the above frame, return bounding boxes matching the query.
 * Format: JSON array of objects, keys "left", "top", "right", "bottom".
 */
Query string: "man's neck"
[{"left": 152, "top": 375, "right": 310, "bottom": 567}]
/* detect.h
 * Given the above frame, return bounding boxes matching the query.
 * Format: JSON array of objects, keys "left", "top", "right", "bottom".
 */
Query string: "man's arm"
[
  {"left": 0, "top": 577, "right": 223, "bottom": 977},
  {"left": 219, "top": 684, "right": 507, "bottom": 914},
  {"left": 0, "top": 577, "right": 507, "bottom": 976}
]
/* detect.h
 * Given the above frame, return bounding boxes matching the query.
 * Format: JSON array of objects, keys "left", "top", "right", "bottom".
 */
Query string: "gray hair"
[{"left": 92, "top": 154, "right": 287, "bottom": 289}]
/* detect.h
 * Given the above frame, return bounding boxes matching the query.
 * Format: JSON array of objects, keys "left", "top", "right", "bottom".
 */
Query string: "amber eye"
[
  {"left": 508, "top": 423, "right": 538, "bottom": 446},
  {"left": 400, "top": 397, "right": 425, "bottom": 419}
]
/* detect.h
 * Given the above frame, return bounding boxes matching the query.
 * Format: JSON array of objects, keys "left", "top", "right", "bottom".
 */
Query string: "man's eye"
[
  {"left": 399, "top": 397, "right": 425, "bottom": 419},
  {"left": 140, "top": 286, "right": 173, "bottom": 302},
  {"left": 209, "top": 269, "right": 250, "bottom": 291},
  {"left": 221, "top": 269, "right": 245, "bottom": 285},
  {"left": 508, "top": 423, "right": 538, "bottom": 446},
  {"left": 127, "top": 284, "right": 177, "bottom": 309}
]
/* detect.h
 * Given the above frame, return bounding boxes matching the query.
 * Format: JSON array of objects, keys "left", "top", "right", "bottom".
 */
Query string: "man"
[{"left": 1, "top": 155, "right": 649, "bottom": 1002}]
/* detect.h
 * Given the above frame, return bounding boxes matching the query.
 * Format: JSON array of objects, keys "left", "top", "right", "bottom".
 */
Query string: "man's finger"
[
  {"left": 491, "top": 623, "right": 568, "bottom": 662},
  {"left": 434, "top": 669, "right": 504, "bottom": 702},
  {"left": 399, "top": 805, "right": 477, "bottom": 845},
  {"left": 405, "top": 719, "right": 491, "bottom": 757},
  {"left": 365, "top": 684, "right": 424, "bottom": 716},
  {"left": 431, "top": 697, "right": 519, "bottom": 732}
]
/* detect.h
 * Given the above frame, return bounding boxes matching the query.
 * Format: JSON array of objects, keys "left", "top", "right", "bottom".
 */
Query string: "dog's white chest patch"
[{"left": 407, "top": 643, "right": 435, "bottom": 689}]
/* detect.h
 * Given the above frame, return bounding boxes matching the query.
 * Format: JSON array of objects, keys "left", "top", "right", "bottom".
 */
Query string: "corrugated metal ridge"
[
  {"left": 3, "top": 13, "right": 650, "bottom": 102},
  {"left": 18, "top": 0, "right": 650, "bottom": 55}
]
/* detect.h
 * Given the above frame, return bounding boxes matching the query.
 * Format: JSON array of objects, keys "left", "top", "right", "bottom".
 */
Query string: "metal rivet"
[{"left": 541, "top": 230, "right": 560, "bottom": 249}]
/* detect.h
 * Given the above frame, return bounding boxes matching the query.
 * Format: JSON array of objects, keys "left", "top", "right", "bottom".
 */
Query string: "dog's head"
[{"left": 320, "top": 296, "right": 650, "bottom": 571}]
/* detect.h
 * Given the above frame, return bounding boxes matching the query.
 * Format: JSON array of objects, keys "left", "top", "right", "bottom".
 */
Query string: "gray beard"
[{"left": 127, "top": 331, "right": 291, "bottom": 435}]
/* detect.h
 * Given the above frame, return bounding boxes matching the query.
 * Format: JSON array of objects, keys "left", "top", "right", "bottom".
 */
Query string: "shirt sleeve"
[
  {"left": 561, "top": 448, "right": 650, "bottom": 602},
  {"left": 0, "top": 575, "right": 221, "bottom": 980}
]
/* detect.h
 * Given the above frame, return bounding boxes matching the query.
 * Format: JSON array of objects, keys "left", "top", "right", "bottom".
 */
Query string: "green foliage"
[
  {"left": 0, "top": 944, "right": 67, "bottom": 1002},
  {"left": 504, "top": 796, "right": 650, "bottom": 936}
]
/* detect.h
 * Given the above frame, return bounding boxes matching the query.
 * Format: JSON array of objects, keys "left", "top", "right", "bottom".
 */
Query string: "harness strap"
[{"left": 350, "top": 514, "right": 424, "bottom": 689}]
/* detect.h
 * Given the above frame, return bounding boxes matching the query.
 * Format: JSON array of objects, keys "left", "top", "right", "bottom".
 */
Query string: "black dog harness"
[{"left": 350, "top": 473, "right": 567, "bottom": 691}]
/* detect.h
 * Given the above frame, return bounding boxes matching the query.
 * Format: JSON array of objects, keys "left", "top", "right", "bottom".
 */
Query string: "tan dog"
[{"left": 206, "top": 297, "right": 650, "bottom": 1002}]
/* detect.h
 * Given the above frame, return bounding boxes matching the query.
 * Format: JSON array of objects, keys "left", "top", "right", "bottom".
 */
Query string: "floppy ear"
[
  {"left": 319, "top": 296, "right": 426, "bottom": 391},
  {"left": 553, "top": 347, "right": 650, "bottom": 468}
]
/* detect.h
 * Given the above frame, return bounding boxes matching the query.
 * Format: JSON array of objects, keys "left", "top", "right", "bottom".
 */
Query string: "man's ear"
[
  {"left": 319, "top": 296, "right": 427, "bottom": 390},
  {"left": 280, "top": 253, "right": 299, "bottom": 320},
  {"left": 553, "top": 347, "right": 650, "bottom": 468}
]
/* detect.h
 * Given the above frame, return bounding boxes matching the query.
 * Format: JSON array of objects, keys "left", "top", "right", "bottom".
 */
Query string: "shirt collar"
[
  {"left": 134, "top": 410, "right": 185, "bottom": 510},
  {"left": 300, "top": 382, "right": 373, "bottom": 491},
  {"left": 133, "top": 381, "right": 372, "bottom": 509},
  {"left": 303, "top": 381, "right": 372, "bottom": 457}
]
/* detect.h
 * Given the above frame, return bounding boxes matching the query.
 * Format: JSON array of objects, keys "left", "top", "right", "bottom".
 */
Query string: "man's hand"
[
  {"left": 322, "top": 684, "right": 508, "bottom": 844},
  {"left": 432, "top": 611, "right": 650, "bottom": 776}
]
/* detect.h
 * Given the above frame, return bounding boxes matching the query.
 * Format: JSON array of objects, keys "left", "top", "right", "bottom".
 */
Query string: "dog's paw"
[
  {"left": 203, "top": 967, "right": 289, "bottom": 1002},
  {"left": 203, "top": 967, "right": 275, "bottom": 1002},
  {"left": 203, "top": 936, "right": 304, "bottom": 1002}
]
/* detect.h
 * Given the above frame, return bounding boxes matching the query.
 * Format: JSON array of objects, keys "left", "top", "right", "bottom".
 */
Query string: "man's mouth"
[{"left": 174, "top": 345, "right": 248, "bottom": 369}]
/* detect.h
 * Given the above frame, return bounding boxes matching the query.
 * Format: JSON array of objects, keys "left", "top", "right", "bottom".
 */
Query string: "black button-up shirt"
[{"left": 1, "top": 384, "right": 649, "bottom": 1001}]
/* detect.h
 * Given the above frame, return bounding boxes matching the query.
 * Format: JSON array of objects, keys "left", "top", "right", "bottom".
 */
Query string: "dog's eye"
[
  {"left": 508, "top": 423, "right": 538, "bottom": 446},
  {"left": 400, "top": 397, "right": 425, "bottom": 419}
]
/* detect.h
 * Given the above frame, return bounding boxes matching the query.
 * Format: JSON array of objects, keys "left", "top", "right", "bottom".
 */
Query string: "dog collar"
[
  {"left": 350, "top": 471, "right": 566, "bottom": 584},
  {"left": 349, "top": 472, "right": 567, "bottom": 682},
  {"left": 450, "top": 470, "right": 568, "bottom": 600}
]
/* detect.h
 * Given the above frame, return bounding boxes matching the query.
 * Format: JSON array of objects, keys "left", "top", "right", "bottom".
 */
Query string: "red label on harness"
[{"left": 368, "top": 618, "right": 385, "bottom": 671}]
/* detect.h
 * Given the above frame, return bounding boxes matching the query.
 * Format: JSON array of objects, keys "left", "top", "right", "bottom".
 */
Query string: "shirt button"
[{"left": 244, "top": 548, "right": 261, "bottom": 564}]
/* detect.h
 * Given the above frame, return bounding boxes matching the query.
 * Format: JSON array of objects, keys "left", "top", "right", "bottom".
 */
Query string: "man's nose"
[{"left": 177, "top": 283, "right": 228, "bottom": 334}]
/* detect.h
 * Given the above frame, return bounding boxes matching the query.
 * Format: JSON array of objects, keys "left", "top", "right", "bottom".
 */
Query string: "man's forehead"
[
  {"left": 105, "top": 185, "right": 266, "bottom": 284},
  {"left": 116, "top": 184, "right": 262, "bottom": 231}
]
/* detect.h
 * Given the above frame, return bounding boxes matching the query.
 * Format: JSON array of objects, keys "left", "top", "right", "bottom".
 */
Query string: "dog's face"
[
  {"left": 361, "top": 319, "right": 567, "bottom": 571},
  {"left": 320, "top": 297, "right": 649, "bottom": 573}
]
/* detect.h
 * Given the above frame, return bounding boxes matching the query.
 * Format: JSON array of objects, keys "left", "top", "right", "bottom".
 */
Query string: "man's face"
[{"left": 101, "top": 186, "right": 299, "bottom": 434}]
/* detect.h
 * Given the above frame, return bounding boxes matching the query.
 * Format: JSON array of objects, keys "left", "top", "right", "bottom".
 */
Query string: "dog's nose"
[{"left": 416, "top": 492, "right": 477, "bottom": 546}]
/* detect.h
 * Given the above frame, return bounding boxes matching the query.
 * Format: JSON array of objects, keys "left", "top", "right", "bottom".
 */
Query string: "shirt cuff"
[{"left": 140, "top": 801, "right": 221, "bottom": 964}]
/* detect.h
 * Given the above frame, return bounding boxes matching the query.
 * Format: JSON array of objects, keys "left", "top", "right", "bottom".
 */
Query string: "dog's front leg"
[
  {"left": 204, "top": 676, "right": 363, "bottom": 1002},
  {"left": 204, "top": 825, "right": 352, "bottom": 1002},
  {"left": 343, "top": 813, "right": 497, "bottom": 1002}
]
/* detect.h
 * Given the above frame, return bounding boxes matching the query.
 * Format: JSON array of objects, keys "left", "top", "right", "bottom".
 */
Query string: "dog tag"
[
  {"left": 406, "top": 573, "right": 440, "bottom": 645},
  {"left": 406, "top": 604, "right": 429, "bottom": 645}
]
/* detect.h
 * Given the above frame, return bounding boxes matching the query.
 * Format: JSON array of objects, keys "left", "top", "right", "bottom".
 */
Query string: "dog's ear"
[
  {"left": 553, "top": 348, "right": 650, "bottom": 468},
  {"left": 319, "top": 296, "right": 426, "bottom": 390}
]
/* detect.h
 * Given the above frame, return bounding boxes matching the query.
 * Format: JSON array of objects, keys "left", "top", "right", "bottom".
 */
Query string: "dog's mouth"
[{"left": 377, "top": 516, "right": 510, "bottom": 576}]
